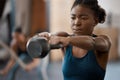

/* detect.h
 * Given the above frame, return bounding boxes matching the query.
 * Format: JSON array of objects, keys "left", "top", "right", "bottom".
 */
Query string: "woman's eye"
[
  {"left": 81, "top": 16, "right": 88, "bottom": 20},
  {"left": 71, "top": 17, "right": 75, "bottom": 20}
]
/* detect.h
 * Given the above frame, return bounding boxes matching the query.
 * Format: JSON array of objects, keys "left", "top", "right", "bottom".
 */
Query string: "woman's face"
[
  {"left": 12, "top": 32, "right": 25, "bottom": 42},
  {"left": 70, "top": 5, "right": 98, "bottom": 35}
]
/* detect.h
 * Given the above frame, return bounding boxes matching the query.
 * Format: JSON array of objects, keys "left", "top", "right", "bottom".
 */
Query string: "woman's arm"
[
  {"left": 37, "top": 32, "right": 111, "bottom": 53},
  {"left": 49, "top": 35, "right": 111, "bottom": 53},
  {"left": 93, "top": 35, "right": 111, "bottom": 53},
  {"left": 24, "top": 59, "right": 40, "bottom": 71},
  {"left": 0, "top": 58, "right": 16, "bottom": 75}
]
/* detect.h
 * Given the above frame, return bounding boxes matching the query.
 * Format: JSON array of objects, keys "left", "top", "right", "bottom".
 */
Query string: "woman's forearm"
[
  {"left": 3, "top": 58, "right": 16, "bottom": 72},
  {"left": 61, "top": 36, "right": 95, "bottom": 50}
]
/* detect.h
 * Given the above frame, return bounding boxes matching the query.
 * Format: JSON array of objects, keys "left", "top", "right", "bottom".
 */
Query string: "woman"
[
  {"left": 37, "top": 0, "right": 111, "bottom": 80},
  {"left": 0, "top": 27, "right": 40, "bottom": 80}
]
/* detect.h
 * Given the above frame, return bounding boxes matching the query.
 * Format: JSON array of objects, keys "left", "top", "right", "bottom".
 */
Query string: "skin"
[
  {"left": 38, "top": 5, "right": 111, "bottom": 70},
  {"left": 0, "top": 32, "right": 40, "bottom": 75}
]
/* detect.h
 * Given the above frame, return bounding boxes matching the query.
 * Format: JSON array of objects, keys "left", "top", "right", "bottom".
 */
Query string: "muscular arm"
[
  {"left": 38, "top": 32, "right": 111, "bottom": 53},
  {"left": 67, "top": 36, "right": 95, "bottom": 50},
  {"left": 70, "top": 35, "right": 110, "bottom": 52},
  {"left": 93, "top": 35, "right": 111, "bottom": 53},
  {"left": 50, "top": 34, "right": 111, "bottom": 53}
]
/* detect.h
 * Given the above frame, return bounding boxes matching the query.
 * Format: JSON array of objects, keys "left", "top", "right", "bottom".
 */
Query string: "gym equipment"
[{"left": 26, "top": 36, "right": 63, "bottom": 58}]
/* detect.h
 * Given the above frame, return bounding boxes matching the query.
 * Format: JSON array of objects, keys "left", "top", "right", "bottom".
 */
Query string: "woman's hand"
[
  {"left": 34, "top": 32, "right": 70, "bottom": 47},
  {"left": 37, "top": 32, "right": 51, "bottom": 41},
  {"left": 49, "top": 36, "right": 70, "bottom": 47}
]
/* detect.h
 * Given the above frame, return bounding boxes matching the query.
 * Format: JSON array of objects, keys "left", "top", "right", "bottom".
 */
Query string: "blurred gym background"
[{"left": 0, "top": 0, "right": 120, "bottom": 80}]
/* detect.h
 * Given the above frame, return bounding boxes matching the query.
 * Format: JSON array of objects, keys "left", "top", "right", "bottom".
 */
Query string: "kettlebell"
[{"left": 26, "top": 36, "right": 63, "bottom": 58}]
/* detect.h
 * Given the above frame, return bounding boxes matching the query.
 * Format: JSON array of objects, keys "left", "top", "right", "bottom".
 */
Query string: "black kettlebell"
[{"left": 26, "top": 36, "right": 63, "bottom": 58}]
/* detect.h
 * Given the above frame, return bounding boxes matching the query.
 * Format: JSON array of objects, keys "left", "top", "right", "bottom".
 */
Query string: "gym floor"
[{"left": 0, "top": 60, "right": 120, "bottom": 80}]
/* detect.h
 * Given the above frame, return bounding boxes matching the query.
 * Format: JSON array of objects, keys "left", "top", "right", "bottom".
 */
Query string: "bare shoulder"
[
  {"left": 94, "top": 34, "right": 112, "bottom": 53},
  {"left": 98, "top": 35, "right": 112, "bottom": 45}
]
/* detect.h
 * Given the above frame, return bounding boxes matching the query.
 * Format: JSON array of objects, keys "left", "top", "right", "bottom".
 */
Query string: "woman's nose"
[{"left": 74, "top": 18, "right": 81, "bottom": 25}]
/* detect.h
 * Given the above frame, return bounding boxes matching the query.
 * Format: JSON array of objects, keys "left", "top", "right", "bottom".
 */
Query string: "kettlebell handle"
[{"left": 50, "top": 44, "right": 63, "bottom": 49}]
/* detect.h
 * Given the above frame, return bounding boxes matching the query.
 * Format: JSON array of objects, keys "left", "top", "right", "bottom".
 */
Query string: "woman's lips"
[{"left": 73, "top": 28, "right": 83, "bottom": 32}]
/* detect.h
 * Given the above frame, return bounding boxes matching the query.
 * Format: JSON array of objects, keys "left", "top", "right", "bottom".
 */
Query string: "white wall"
[
  {"left": 99, "top": 0, "right": 120, "bottom": 14},
  {"left": 97, "top": 0, "right": 120, "bottom": 27},
  {"left": 15, "top": 0, "right": 31, "bottom": 35},
  {"left": 98, "top": 0, "right": 120, "bottom": 56}
]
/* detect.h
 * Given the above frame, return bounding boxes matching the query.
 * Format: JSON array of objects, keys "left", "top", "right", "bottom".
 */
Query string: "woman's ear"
[{"left": 93, "top": 17, "right": 99, "bottom": 26}]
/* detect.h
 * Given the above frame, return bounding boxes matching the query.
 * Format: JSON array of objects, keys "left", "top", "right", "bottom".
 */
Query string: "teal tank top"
[{"left": 62, "top": 45, "right": 105, "bottom": 80}]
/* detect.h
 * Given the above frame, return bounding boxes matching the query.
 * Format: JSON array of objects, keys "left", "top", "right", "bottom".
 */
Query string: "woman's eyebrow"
[
  {"left": 71, "top": 13, "right": 88, "bottom": 17},
  {"left": 71, "top": 14, "right": 76, "bottom": 16}
]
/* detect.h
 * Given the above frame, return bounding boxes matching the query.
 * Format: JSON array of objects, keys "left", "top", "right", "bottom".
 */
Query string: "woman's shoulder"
[
  {"left": 94, "top": 34, "right": 112, "bottom": 53},
  {"left": 97, "top": 34, "right": 111, "bottom": 44}
]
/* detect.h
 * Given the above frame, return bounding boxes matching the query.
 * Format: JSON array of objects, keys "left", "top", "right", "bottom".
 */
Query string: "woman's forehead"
[{"left": 71, "top": 5, "right": 94, "bottom": 16}]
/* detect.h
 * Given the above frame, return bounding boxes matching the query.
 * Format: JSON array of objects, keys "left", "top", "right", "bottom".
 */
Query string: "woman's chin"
[{"left": 73, "top": 32, "right": 83, "bottom": 35}]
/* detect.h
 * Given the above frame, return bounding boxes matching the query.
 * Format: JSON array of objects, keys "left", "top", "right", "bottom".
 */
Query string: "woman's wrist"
[
  {"left": 59, "top": 36, "right": 70, "bottom": 46},
  {"left": 66, "top": 36, "right": 71, "bottom": 44}
]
